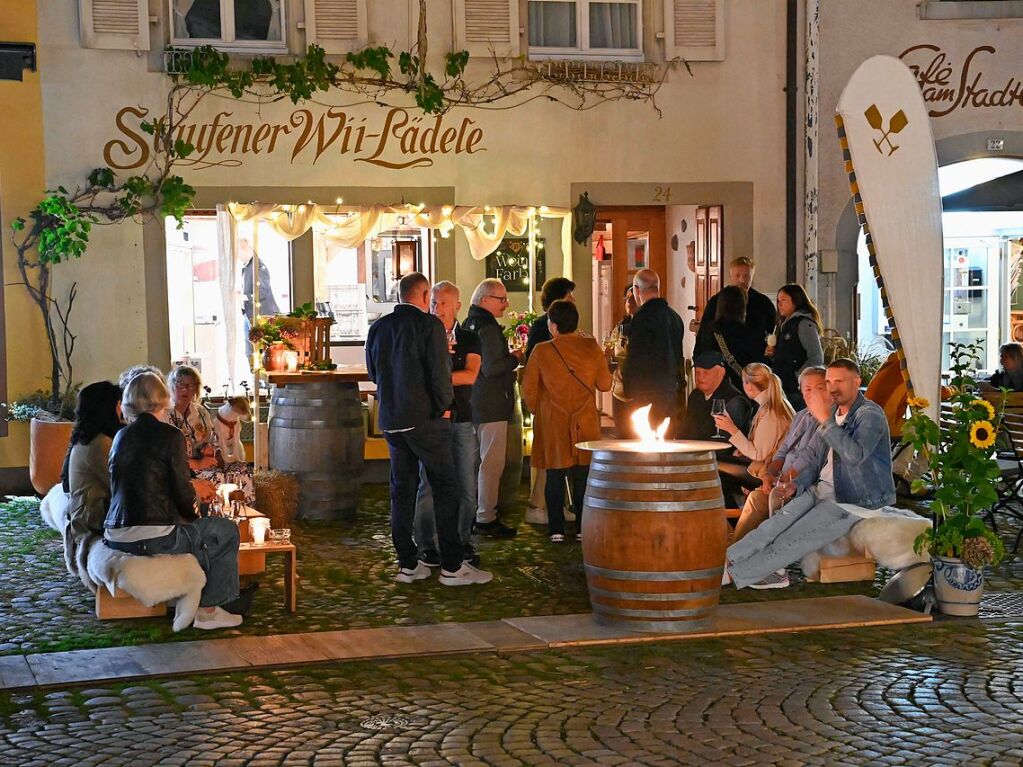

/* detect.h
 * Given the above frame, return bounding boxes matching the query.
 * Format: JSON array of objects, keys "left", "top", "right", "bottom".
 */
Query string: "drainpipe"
[{"left": 786, "top": 0, "right": 798, "bottom": 284}]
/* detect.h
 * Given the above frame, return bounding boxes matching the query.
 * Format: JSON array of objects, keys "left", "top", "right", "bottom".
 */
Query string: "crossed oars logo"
[{"left": 865, "top": 104, "right": 908, "bottom": 156}]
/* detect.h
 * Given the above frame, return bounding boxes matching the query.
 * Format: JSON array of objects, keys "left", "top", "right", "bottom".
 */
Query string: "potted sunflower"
[{"left": 902, "top": 342, "right": 1005, "bottom": 616}]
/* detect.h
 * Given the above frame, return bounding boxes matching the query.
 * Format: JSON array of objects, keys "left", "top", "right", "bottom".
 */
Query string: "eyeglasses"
[{"left": 488, "top": 294, "right": 509, "bottom": 304}]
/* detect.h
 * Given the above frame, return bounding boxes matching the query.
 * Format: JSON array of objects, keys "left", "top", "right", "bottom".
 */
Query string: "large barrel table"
[
  {"left": 577, "top": 439, "right": 731, "bottom": 633},
  {"left": 266, "top": 368, "right": 368, "bottom": 521}
]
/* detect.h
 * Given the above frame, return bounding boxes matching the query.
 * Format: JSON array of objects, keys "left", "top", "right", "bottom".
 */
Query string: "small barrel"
[
  {"left": 269, "top": 381, "right": 365, "bottom": 520},
  {"left": 582, "top": 448, "right": 728, "bottom": 633}
]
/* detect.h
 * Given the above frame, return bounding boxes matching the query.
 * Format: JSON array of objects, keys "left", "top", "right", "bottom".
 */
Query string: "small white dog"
[{"left": 214, "top": 396, "right": 252, "bottom": 464}]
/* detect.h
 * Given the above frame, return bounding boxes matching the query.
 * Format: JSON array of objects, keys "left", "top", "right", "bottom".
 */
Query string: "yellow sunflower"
[
  {"left": 907, "top": 396, "right": 931, "bottom": 410},
  {"left": 969, "top": 420, "right": 997, "bottom": 450},
  {"left": 972, "top": 398, "right": 996, "bottom": 421}
]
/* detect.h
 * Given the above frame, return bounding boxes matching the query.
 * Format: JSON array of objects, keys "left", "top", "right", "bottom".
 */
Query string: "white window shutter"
[
  {"left": 664, "top": 0, "right": 724, "bottom": 62},
  {"left": 305, "top": 0, "right": 368, "bottom": 54},
  {"left": 453, "top": 0, "right": 520, "bottom": 59},
  {"left": 79, "top": 0, "right": 150, "bottom": 51}
]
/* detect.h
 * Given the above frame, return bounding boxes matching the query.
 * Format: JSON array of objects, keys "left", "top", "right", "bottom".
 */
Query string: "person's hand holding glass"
[{"left": 710, "top": 399, "right": 727, "bottom": 438}]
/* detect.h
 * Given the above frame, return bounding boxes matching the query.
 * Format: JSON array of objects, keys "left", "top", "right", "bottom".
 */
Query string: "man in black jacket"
[
  {"left": 463, "top": 278, "right": 522, "bottom": 538},
  {"left": 366, "top": 273, "right": 492, "bottom": 586},
  {"left": 695, "top": 256, "right": 778, "bottom": 359},
  {"left": 622, "top": 269, "right": 684, "bottom": 434}
]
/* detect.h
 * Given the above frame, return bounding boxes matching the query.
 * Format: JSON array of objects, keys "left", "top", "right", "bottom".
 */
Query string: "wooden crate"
[
  {"left": 95, "top": 587, "right": 167, "bottom": 620},
  {"left": 268, "top": 316, "right": 333, "bottom": 367},
  {"left": 816, "top": 555, "right": 876, "bottom": 584}
]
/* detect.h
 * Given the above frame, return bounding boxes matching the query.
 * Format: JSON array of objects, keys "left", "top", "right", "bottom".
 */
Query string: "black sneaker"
[
  {"left": 418, "top": 551, "right": 441, "bottom": 568},
  {"left": 475, "top": 519, "right": 518, "bottom": 538},
  {"left": 219, "top": 582, "right": 258, "bottom": 616}
]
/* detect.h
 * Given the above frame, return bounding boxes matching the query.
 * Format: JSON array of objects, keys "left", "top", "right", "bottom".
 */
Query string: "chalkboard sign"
[{"left": 486, "top": 237, "right": 546, "bottom": 292}]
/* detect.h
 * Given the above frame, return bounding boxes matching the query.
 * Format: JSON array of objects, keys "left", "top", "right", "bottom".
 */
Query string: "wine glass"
[{"left": 711, "top": 399, "right": 727, "bottom": 438}]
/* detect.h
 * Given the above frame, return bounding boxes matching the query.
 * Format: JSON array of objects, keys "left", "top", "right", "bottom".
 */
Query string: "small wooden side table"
[{"left": 238, "top": 541, "right": 298, "bottom": 612}]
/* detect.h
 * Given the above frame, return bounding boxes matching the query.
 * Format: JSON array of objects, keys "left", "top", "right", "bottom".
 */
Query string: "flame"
[{"left": 631, "top": 405, "right": 671, "bottom": 447}]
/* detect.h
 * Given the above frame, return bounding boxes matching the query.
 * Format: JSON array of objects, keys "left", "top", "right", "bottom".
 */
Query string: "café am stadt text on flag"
[{"left": 836, "top": 55, "right": 943, "bottom": 423}]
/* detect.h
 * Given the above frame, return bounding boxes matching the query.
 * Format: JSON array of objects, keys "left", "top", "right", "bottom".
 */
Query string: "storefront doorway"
[{"left": 856, "top": 157, "right": 1023, "bottom": 373}]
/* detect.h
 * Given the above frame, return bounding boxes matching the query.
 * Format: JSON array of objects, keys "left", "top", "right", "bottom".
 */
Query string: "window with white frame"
[
  {"left": 169, "top": 0, "right": 287, "bottom": 51},
  {"left": 528, "top": 0, "right": 642, "bottom": 60}
]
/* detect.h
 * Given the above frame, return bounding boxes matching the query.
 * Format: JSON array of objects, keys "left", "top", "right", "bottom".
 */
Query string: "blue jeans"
[
  {"left": 415, "top": 421, "right": 479, "bottom": 561},
  {"left": 145, "top": 518, "right": 240, "bottom": 608},
  {"left": 385, "top": 419, "right": 462, "bottom": 572}
]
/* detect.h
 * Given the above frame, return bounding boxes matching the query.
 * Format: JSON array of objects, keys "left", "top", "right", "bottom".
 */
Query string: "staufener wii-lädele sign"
[{"left": 103, "top": 105, "right": 486, "bottom": 171}]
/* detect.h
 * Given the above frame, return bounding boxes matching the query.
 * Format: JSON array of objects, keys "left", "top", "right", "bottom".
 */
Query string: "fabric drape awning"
[{"left": 227, "top": 202, "right": 573, "bottom": 274}]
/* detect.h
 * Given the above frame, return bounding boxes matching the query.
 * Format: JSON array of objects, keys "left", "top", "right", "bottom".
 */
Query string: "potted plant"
[
  {"left": 2, "top": 387, "right": 79, "bottom": 494},
  {"left": 902, "top": 342, "right": 1006, "bottom": 616},
  {"left": 248, "top": 316, "right": 299, "bottom": 372}
]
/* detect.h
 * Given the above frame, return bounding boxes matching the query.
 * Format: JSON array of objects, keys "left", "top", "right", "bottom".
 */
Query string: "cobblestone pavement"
[
  {"left": 0, "top": 488, "right": 915, "bottom": 656},
  {"left": 2, "top": 620, "right": 1023, "bottom": 765}
]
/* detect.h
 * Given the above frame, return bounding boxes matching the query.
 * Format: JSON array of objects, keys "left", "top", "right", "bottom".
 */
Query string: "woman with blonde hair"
[{"left": 712, "top": 362, "right": 796, "bottom": 507}]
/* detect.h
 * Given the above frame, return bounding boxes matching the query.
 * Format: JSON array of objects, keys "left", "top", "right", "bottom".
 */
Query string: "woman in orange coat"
[{"left": 522, "top": 300, "right": 613, "bottom": 542}]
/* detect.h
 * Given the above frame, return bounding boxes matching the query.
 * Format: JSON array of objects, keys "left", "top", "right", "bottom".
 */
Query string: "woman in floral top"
[{"left": 167, "top": 365, "right": 255, "bottom": 503}]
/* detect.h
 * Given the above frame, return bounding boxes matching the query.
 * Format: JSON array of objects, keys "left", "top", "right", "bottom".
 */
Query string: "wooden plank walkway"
[{"left": 0, "top": 596, "right": 929, "bottom": 691}]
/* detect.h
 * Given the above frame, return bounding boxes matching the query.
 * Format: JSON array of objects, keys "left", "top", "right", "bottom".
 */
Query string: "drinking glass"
[
  {"left": 711, "top": 399, "right": 727, "bottom": 438},
  {"left": 230, "top": 500, "right": 245, "bottom": 520}
]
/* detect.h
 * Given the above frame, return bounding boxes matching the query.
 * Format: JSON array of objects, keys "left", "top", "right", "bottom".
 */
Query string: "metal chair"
[{"left": 990, "top": 411, "right": 1023, "bottom": 551}]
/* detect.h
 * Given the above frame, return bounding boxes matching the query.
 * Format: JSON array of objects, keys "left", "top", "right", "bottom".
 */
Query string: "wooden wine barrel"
[
  {"left": 579, "top": 443, "right": 729, "bottom": 633},
  {"left": 269, "top": 381, "right": 365, "bottom": 521}
]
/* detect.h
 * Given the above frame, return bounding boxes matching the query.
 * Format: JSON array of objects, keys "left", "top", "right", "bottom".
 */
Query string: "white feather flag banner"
[{"left": 836, "top": 55, "right": 943, "bottom": 421}]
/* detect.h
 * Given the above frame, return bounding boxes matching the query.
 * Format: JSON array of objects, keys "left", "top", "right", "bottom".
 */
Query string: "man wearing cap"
[
  {"left": 622, "top": 269, "right": 684, "bottom": 433},
  {"left": 679, "top": 351, "right": 753, "bottom": 441}
]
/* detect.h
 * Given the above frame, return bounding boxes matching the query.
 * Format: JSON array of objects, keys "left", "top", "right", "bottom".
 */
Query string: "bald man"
[{"left": 621, "top": 269, "right": 685, "bottom": 433}]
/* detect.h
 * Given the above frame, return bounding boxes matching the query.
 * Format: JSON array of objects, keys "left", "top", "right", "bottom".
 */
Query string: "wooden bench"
[
  {"left": 95, "top": 587, "right": 168, "bottom": 619},
  {"left": 808, "top": 554, "right": 877, "bottom": 584}
]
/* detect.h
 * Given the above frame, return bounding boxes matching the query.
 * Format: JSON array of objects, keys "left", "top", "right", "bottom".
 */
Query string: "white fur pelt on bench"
[
  {"left": 40, "top": 484, "right": 207, "bottom": 631},
  {"left": 801, "top": 507, "right": 931, "bottom": 581}
]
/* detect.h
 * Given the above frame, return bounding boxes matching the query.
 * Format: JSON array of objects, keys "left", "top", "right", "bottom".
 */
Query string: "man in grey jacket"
[
  {"left": 725, "top": 358, "right": 895, "bottom": 589},
  {"left": 462, "top": 279, "right": 522, "bottom": 538}
]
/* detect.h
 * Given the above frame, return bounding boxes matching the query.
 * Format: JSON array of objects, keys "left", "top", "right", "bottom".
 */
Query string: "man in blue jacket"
[
  {"left": 725, "top": 358, "right": 895, "bottom": 589},
  {"left": 366, "top": 273, "right": 492, "bottom": 587}
]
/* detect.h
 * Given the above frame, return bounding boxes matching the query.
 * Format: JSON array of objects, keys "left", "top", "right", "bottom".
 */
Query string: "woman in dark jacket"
[
  {"left": 695, "top": 285, "right": 766, "bottom": 388},
  {"left": 525, "top": 277, "right": 576, "bottom": 360},
  {"left": 767, "top": 284, "right": 824, "bottom": 409},
  {"left": 104, "top": 372, "right": 243, "bottom": 631}
]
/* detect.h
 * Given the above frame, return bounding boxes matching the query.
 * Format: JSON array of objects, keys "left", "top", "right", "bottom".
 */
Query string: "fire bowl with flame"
[{"left": 575, "top": 405, "right": 732, "bottom": 633}]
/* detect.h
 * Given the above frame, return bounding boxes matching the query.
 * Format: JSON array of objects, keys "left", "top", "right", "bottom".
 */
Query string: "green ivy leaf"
[{"left": 445, "top": 50, "right": 469, "bottom": 78}]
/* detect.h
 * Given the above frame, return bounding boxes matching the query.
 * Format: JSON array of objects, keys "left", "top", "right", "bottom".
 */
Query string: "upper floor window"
[
  {"left": 169, "top": 0, "right": 287, "bottom": 51},
  {"left": 528, "top": 0, "right": 643, "bottom": 61}
]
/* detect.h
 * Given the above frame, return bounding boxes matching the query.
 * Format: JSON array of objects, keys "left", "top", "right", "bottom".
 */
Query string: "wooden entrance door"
[
  {"left": 595, "top": 206, "right": 667, "bottom": 327},
  {"left": 693, "top": 205, "right": 724, "bottom": 323}
]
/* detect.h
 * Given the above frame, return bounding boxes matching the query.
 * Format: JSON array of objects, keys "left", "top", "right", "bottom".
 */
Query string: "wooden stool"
[
  {"left": 95, "top": 587, "right": 167, "bottom": 620},
  {"left": 239, "top": 541, "right": 298, "bottom": 612},
  {"left": 812, "top": 554, "right": 877, "bottom": 583}
]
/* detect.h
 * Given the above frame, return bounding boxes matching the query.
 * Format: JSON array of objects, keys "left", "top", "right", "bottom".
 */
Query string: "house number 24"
[{"left": 653, "top": 185, "right": 673, "bottom": 202}]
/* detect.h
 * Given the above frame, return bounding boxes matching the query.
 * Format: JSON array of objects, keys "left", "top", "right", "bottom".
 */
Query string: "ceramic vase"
[{"left": 932, "top": 555, "right": 984, "bottom": 617}]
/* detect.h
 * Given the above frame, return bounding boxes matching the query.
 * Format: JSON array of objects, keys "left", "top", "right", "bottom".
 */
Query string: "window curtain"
[
  {"left": 215, "top": 204, "right": 243, "bottom": 389},
  {"left": 529, "top": 2, "right": 577, "bottom": 47},
  {"left": 227, "top": 202, "right": 574, "bottom": 276},
  {"left": 589, "top": 2, "right": 637, "bottom": 49}
]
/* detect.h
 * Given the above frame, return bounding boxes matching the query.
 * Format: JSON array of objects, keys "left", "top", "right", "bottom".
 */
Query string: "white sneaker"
[
  {"left": 549, "top": 533, "right": 565, "bottom": 543},
  {"left": 193, "top": 606, "right": 243, "bottom": 630},
  {"left": 439, "top": 563, "right": 493, "bottom": 586},
  {"left": 749, "top": 570, "right": 790, "bottom": 590},
  {"left": 395, "top": 561, "right": 433, "bottom": 584},
  {"left": 721, "top": 569, "right": 732, "bottom": 586},
  {"left": 525, "top": 506, "right": 548, "bottom": 525}
]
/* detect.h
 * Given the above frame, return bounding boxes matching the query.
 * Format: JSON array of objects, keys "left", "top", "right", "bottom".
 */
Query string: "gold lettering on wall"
[
  {"left": 899, "top": 44, "right": 1023, "bottom": 117},
  {"left": 102, "top": 105, "right": 487, "bottom": 171}
]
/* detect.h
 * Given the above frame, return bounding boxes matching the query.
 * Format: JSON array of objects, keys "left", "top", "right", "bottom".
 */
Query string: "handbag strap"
[
  {"left": 551, "top": 341, "right": 596, "bottom": 397},
  {"left": 714, "top": 332, "right": 745, "bottom": 378}
]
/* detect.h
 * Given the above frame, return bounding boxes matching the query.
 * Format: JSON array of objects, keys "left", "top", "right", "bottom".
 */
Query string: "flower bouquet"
[{"left": 503, "top": 309, "right": 538, "bottom": 350}]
